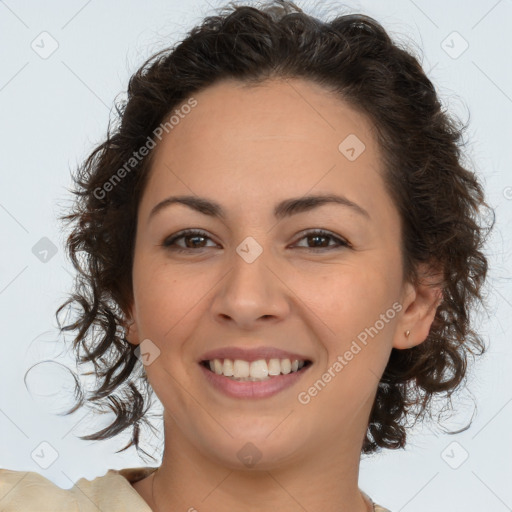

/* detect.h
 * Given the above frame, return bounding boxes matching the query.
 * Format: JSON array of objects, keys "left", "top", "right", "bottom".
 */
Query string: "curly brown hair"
[{"left": 43, "top": 0, "right": 493, "bottom": 461}]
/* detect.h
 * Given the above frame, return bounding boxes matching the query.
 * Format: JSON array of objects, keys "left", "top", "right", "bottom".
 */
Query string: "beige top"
[{"left": 0, "top": 466, "right": 392, "bottom": 511}]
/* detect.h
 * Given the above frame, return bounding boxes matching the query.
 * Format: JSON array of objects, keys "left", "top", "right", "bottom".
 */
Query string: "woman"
[{"left": 0, "top": 1, "right": 492, "bottom": 511}]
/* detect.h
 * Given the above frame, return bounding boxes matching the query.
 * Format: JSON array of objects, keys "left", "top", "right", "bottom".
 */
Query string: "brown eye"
[
  {"left": 294, "top": 230, "right": 350, "bottom": 250},
  {"left": 162, "top": 229, "right": 216, "bottom": 252},
  {"left": 161, "top": 228, "right": 351, "bottom": 254}
]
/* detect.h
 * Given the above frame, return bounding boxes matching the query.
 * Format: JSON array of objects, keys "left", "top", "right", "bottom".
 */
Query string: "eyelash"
[{"left": 161, "top": 229, "right": 351, "bottom": 253}]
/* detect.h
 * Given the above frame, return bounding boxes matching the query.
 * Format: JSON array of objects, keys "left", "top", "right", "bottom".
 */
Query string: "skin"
[{"left": 125, "top": 77, "right": 442, "bottom": 512}]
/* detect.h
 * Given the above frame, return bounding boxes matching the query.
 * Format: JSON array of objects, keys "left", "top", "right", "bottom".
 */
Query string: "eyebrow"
[{"left": 147, "top": 193, "right": 371, "bottom": 224}]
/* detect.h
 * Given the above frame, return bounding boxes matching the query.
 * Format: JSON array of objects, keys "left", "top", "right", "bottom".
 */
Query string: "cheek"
[
  {"left": 131, "top": 261, "right": 208, "bottom": 398},
  {"left": 131, "top": 254, "right": 207, "bottom": 341},
  {"left": 294, "top": 264, "right": 400, "bottom": 417},
  {"left": 294, "top": 259, "right": 399, "bottom": 345}
]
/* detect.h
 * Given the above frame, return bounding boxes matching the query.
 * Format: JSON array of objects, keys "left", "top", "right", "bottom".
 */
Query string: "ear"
[
  {"left": 123, "top": 304, "right": 142, "bottom": 346},
  {"left": 393, "top": 262, "right": 444, "bottom": 350}
]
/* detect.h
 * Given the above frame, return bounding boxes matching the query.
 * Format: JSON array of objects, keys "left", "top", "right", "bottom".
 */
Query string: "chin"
[{"left": 202, "top": 430, "right": 306, "bottom": 472}]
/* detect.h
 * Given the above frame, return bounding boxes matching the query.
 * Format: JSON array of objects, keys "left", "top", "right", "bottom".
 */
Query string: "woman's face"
[{"left": 127, "top": 78, "right": 429, "bottom": 470}]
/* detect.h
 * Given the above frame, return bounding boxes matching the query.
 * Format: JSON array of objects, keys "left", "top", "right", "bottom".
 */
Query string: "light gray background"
[{"left": 1, "top": 1, "right": 511, "bottom": 511}]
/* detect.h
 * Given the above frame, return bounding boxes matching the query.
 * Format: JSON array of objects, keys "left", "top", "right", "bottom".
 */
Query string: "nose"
[{"left": 209, "top": 246, "right": 290, "bottom": 330}]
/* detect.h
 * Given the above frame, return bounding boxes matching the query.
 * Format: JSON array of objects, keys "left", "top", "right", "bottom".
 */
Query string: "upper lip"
[{"left": 199, "top": 346, "right": 313, "bottom": 363}]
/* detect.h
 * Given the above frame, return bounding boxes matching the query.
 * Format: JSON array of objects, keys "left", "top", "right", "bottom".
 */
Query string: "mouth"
[
  {"left": 199, "top": 357, "right": 313, "bottom": 399},
  {"left": 200, "top": 358, "right": 313, "bottom": 381}
]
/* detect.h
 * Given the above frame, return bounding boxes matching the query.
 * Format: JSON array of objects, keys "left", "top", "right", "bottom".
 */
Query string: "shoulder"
[
  {"left": 0, "top": 467, "right": 156, "bottom": 512},
  {"left": 375, "top": 505, "right": 393, "bottom": 512},
  {"left": 0, "top": 469, "right": 78, "bottom": 511},
  {"left": 361, "top": 489, "right": 392, "bottom": 512}
]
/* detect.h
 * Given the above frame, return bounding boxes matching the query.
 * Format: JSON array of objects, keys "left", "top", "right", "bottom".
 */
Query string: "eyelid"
[
  {"left": 293, "top": 228, "right": 351, "bottom": 248},
  {"left": 161, "top": 228, "right": 217, "bottom": 248},
  {"left": 162, "top": 228, "right": 351, "bottom": 251}
]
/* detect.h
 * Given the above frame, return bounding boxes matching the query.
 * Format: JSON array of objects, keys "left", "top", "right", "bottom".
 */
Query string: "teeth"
[
  {"left": 281, "top": 359, "right": 291, "bottom": 374},
  {"left": 268, "top": 358, "right": 281, "bottom": 376},
  {"left": 233, "top": 359, "right": 250, "bottom": 378},
  {"left": 206, "top": 358, "right": 307, "bottom": 380},
  {"left": 222, "top": 358, "right": 234, "bottom": 376},
  {"left": 213, "top": 359, "right": 223, "bottom": 375},
  {"left": 250, "top": 359, "right": 269, "bottom": 379}
]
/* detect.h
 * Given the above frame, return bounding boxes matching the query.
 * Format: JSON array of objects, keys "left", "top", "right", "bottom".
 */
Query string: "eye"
[
  {"left": 292, "top": 229, "right": 351, "bottom": 251},
  {"left": 161, "top": 229, "right": 216, "bottom": 252},
  {"left": 161, "top": 228, "right": 351, "bottom": 253}
]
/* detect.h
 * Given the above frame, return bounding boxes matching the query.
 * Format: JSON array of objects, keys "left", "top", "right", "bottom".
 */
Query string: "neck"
[{"left": 146, "top": 415, "right": 372, "bottom": 512}]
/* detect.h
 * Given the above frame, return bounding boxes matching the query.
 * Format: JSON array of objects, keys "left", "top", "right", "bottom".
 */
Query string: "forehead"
[
  {"left": 139, "top": 77, "right": 393, "bottom": 225},
  {"left": 158, "top": 77, "right": 377, "bottom": 157}
]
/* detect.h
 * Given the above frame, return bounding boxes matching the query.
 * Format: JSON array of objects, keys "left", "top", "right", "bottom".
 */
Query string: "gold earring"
[{"left": 405, "top": 330, "right": 410, "bottom": 337}]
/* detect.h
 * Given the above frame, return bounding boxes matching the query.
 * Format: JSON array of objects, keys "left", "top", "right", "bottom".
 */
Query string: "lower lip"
[{"left": 199, "top": 363, "right": 311, "bottom": 399}]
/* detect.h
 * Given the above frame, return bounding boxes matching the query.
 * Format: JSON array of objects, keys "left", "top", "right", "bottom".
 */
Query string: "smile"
[{"left": 199, "top": 358, "right": 312, "bottom": 399}]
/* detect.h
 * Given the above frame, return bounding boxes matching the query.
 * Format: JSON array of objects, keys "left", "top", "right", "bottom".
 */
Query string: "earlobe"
[
  {"left": 393, "top": 264, "right": 444, "bottom": 350},
  {"left": 123, "top": 310, "right": 141, "bottom": 346}
]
